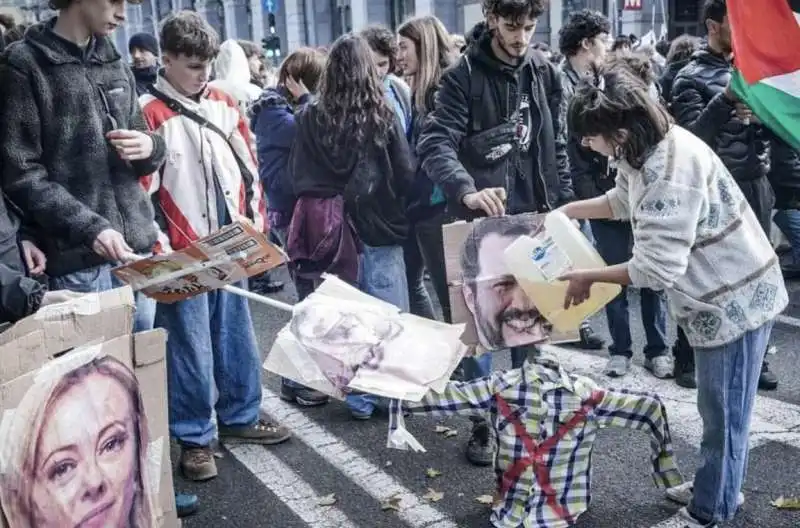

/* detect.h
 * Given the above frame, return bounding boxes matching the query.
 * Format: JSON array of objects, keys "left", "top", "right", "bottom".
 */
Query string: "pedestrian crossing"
[{"left": 182, "top": 339, "right": 800, "bottom": 528}]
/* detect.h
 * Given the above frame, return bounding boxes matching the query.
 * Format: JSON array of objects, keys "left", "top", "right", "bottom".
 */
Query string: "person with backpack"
[{"left": 416, "top": 0, "right": 603, "bottom": 467}]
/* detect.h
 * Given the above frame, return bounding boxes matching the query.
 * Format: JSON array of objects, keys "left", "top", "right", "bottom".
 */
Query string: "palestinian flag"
[{"left": 729, "top": 0, "right": 800, "bottom": 149}]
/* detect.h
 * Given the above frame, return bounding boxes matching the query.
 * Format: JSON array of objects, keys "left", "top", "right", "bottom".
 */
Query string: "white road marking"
[
  {"left": 259, "top": 389, "right": 460, "bottom": 528},
  {"left": 543, "top": 345, "right": 800, "bottom": 449},
  {"left": 227, "top": 444, "right": 358, "bottom": 528}
]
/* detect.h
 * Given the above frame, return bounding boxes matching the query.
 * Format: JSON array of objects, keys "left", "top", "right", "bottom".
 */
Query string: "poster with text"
[
  {"left": 112, "top": 222, "right": 285, "bottom": 303},
  {"left": 443, "top": 214, "right": 580, "bottom": 351}
]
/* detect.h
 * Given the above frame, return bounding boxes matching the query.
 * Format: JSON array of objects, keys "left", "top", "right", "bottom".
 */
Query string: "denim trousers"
[
  {"left": 591, "top": 219, "right": 668, "bottom": 358},
  {"left": 154, "top": 279, "right": 263, "bottom": 446},
  {"left": 689, "top": 321, "right": 773, "bottom": 522},
  {"left": 346, "top": 243, "right": 409, "bottom": 415},
  {"left": 49, "top": 263, "right": 156, "bottom": 333},
  {"left": 773, "top": 209, "right": 800, "bottom": 264}
]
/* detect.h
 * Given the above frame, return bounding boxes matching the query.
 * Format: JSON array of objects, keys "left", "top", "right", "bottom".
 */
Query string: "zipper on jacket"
[{"left": 533, "top": 69, "right": 551, "bottom": 211}]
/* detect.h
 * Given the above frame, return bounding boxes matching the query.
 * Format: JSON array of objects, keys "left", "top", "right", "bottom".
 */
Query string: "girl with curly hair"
[{"left": 289, "top": 33, "right": 415, "bottom": 420}]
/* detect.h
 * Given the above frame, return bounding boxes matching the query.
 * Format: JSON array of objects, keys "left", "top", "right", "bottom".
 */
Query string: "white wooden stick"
[{"left": 223, "top": 285, "right": 294, "bottom": 312}]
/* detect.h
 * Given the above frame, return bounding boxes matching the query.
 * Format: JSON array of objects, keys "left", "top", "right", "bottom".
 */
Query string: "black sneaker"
[
  {"left": 758, "top": 361, "right": 778, "bottom": 391},
  {"left": 577, "top": 323, "right": 605, "bottom": 350},
  {"left": 673, "top": 338, "right": 697, "bottom": 389},
  {"left": 465, "top": 420, "right": 495, "bottom": 467},
  {"left": 280, "top": 382, "right": 330, "bottom": 407}
]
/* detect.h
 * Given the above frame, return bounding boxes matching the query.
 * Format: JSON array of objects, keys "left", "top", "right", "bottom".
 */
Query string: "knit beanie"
[{"left": 128, "top": 32, "right": 159, "bottom": 56}]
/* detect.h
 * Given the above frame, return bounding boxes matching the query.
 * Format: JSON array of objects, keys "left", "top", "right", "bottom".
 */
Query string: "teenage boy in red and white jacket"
[{"left": 139, "top": 11, "right": 290, "bottom": 484}]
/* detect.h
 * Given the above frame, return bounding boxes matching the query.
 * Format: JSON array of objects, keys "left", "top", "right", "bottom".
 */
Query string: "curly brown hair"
[
  {"left": 159, "top": 11, "right": 219, "bottom": 61},
  {"left": 315, "top": 33, "right": 395, "bottom": 150}
]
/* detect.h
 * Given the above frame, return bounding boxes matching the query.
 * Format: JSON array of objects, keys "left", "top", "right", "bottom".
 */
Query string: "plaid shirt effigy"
[{"left": 391, "top": 357, "right": 683, "bottom": 528}]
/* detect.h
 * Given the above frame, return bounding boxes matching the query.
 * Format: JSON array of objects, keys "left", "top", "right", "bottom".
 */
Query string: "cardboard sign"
[
  {"left": 442, "top": 214, "right": 580, "bottom": 351},
  {"left": 264, "top": 275, "right": 468, "bottom": 402},
  {"left": 0, "top": 288, "right": 178, "bottom": 527},
  {"left": 113, "top": 222, "right": 285, "bottom": 303}
]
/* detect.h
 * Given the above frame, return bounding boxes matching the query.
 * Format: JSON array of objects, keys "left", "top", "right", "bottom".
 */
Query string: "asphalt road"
[{"left": 175, "top": 266, "right": 800, "bottom": 528}]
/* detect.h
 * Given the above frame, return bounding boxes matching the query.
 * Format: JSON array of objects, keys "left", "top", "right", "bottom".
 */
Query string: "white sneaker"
[
  {"left": 603, "top": 356, "right": 630, "bottom": 377},
  {"left": 645, "top": 355, "right": 675, "bottom": 379},
  {"left": 666, "top": 481, "right": 745, "bottom": 507}
]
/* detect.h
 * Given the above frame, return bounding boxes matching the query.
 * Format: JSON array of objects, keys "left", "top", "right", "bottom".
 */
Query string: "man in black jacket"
[
  {"left": 417, "top": 0, "right": 603, "bottom": 467},
  {"left": 0, "top": 0, "right": 166, "bottom": 332},
  {"left": 671, "top": 0, "right": 777, "bottom": 391}
]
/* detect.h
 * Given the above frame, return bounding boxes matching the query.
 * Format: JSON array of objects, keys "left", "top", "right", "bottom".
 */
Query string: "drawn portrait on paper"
[
  {"left": 445, "top": 214, "right": 563, "bottom": 351},
  {"left": 290, "top": 301, "right": 404, "bottom": 390},
  {"left": 0, "top": 356, "right": 157, "bottom": 528}
]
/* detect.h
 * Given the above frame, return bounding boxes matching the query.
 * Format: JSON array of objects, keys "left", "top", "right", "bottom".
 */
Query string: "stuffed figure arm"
[
  {"left": 592, "top": 387, "right": 684, "bottom": 488},
  {"left": 403, "top": 375, "right": 497, "bottom": 417}
]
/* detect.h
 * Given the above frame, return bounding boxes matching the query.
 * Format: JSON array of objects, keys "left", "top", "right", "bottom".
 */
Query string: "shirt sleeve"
[
  {"left": 604, "top": 170, "right": 632, "bottom": 220},
  {"left": 592, "top": 388, "right": 684, "bottom": 488},
  {"left": 402, "top": 375, "right": 497, "bottom": 417}
]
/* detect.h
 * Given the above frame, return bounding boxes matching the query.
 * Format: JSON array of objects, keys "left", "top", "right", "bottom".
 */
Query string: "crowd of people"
[{"left": 0, "top": 0, "right": 794, "bottom": 527}]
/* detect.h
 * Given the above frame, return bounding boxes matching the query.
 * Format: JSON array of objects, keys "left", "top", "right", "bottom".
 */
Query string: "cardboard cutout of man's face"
[{"left": 461, "top": 232, "right": 550, "bottom": 351}]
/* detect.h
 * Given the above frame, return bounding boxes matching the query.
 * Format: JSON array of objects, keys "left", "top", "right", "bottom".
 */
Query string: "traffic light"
[
  {"left": 268, "top": 12, "right": 276, "bottom": 28},
  {"left": 262, "top": 35, "right": 281, "bottom": 52}
]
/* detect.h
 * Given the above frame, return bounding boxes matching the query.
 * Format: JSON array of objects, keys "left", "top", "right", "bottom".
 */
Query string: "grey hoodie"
[{"left": 0, "top": 18, "right": 166, "bottom": 277}]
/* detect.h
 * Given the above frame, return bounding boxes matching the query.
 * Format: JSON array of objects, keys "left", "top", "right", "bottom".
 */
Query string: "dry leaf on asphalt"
[
  {"left": 434, "top": 425, "right": 450, "bottom": 433},
  {"left": 385, "top": 460, "right": 393, "bottom": 467},
  {"left": 444, "top": 429, "right": 458, "bottom": 437},
  {"left": 426, "top": 468, "right": 442, "bottom": 478},
  {"left": 423, "top": 488, "right": 444, "bottom": 502},
  {"left": 381, "top": 493, "right": 403, "bottom": 512},
  {"left": 771, "top": 496, "right": 800, "bottom": 509},
  {"left": 317, "top": 493, "right": 337, "bottom": 507},
  {"left": 475, "top": 494, "right": 495, "bottom": 505}
]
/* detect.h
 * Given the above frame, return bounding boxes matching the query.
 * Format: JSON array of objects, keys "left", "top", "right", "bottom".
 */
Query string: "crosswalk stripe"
[
  {"left": 259, "top": 389, "right": 460, "bottom": 528},
  {"left": 227, "top": 444, "right": 358, "bottom": 527},
  {"left": 544, "top": 345, "right": 800, "bottom": 449}
]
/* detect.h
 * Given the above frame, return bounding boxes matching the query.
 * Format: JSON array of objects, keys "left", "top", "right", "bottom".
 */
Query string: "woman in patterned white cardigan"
[{"left": 557, "top": 66, "right": 787, "bottom": 528}]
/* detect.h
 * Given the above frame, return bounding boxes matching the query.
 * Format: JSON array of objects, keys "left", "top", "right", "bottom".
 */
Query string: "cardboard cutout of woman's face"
[{"left": 30, "top": 372, "right": 139, "bottom": 528}]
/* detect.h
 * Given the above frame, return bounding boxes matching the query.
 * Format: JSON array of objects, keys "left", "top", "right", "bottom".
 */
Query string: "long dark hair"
[
  {"left": 568, "top": 65, "right": 672, "bottom": 169},
  {"left": 315, "top": 33, "right": 395, "bottom": 150}
]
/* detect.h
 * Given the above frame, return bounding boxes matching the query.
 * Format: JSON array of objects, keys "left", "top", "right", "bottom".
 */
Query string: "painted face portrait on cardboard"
[
  {"left": 0, "top": 355, "right": 156, "bottom": 528},
  {"left": 290, "top": 300, "right": 404, "bottom": 390},
  {"left": 459, "top": 216, "right": 552, "bottom": 351}
]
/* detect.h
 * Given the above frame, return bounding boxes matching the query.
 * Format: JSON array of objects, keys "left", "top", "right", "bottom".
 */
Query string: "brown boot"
[{"left": 180, "top": 446, "right": 218, "bottom": 482}]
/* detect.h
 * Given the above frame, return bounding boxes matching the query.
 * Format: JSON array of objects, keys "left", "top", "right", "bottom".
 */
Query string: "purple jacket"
[{"left": 286, "top": 195, "right": 360, "bottom": 284}]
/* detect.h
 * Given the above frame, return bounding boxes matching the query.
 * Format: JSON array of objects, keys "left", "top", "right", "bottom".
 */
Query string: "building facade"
[{"left": 0, "top": 0, "right": 702, "bottom": 62}]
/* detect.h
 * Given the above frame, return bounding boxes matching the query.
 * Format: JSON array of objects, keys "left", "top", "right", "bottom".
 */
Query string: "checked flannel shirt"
[{"left": 392, "top": 356, "right": 683, "bottom": 528}]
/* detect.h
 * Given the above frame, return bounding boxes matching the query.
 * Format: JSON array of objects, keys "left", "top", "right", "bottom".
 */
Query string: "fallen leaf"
[
  {"left": 771, "top": 496, "right": 800, "bottom": 509},
  {"left": 475, "top": 494, "right": 495, "bottom": 505},
  {"left": 423, "top": 488, "right": 444, "bottom": 502},
  {"left": 444, "top": 429, "right": 459, "bottom": 438},
  {"left": 317, "top": 493, "right": 337, "bottom": 507},
  {"left": 434, "top": 425, "right": 450, "bottom": 433},
  {"left": 385, "top": 460, "right": 393, "bottom": 467},
  {"left": 426, "top": 468, "right": 442, "bottom": 478},
  {"left": 381, "top": 493, "right": 403, "bottom": 512},
  {"left": 457, "top": 493, "right": 465, "bottom": 497}
]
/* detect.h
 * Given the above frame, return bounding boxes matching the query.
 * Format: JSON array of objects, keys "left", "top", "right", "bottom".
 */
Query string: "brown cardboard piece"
[
  {"left": 0, "top": 288, "right": 178, "bottom": 527},
  {"left": 442, "top": 215, "right": 580, "bottom": 350}
]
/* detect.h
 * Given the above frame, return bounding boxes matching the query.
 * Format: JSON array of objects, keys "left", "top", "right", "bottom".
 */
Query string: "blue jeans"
[
  {"left": 346, "top": 244, "right": 408, "bottom": 416},
  {"left": 591, "top": 220, "right": 668, "bottom": 358},
  {"left": 50, "top": 263, "right": 156, "bottom": 333},
  {"left": 690, "top": 321, "right": 773, "bottom": 523},
  {"left": 155, "top": 279, "right": 262, "bottom": 446},
  {"left": 773, "top": 209, "right": 800, "bottom": 264}
]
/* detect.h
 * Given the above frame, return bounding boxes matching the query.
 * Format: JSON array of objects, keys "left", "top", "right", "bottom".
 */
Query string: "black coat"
[
  {"left": 670, "top": 48, "right": 771, "bottom": 183},
  {"left": 417, "top": 23, "right": 572, "bottom": 218},
  {"left": 0, "top": 19, "right": 166, "bottom": 277}
]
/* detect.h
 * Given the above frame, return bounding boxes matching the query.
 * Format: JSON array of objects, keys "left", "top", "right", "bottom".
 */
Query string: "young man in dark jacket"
[
  {"left": 671, "top": 0, "right": 777, "bottom": 390},
  {"left": 0, "top": 0, "right": 166, "bottom": 334},
  {"left": 417, "top": 0, "right": 603, "bottom": 467},
  {"left": 129, "top": 31, "right": 159, "bottom": 96}
]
